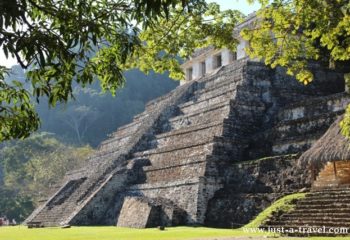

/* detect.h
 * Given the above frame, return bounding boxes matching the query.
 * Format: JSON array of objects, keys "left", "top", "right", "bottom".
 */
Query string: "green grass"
[
  {"left": 2, "top": 193, "right": 350, "bottom": 240},
  {"left": 245, "top": 192, "right": 306, "bottom": 228},
  {"left": 0, "top": 226, "right": 270, "bottom": 240},
  {"left": 1, "top": 224, "right": 350, "bottom": 240}
]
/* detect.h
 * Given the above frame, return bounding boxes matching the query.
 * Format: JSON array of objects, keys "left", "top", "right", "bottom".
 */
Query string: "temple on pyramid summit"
[{"left": 26, "top": 14, "right": 350, "bottom": 231}]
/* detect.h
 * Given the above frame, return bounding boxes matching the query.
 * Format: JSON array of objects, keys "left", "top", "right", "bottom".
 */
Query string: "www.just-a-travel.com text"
[{"left": 242, "top": 226, "right": 348, "bottom": 235}]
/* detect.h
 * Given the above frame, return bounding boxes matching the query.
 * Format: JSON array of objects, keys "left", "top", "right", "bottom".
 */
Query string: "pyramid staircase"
[
  {"left": 262, "top": 187, "right": 350, "bottom": 236},
  {"left": 261, "top": 157, "right": 350, "bottom": 236}
]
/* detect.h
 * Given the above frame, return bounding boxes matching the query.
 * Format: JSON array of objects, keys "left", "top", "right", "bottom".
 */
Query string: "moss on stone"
[{"left": 244, "top": 192, "right": 306, "bottom": 228}]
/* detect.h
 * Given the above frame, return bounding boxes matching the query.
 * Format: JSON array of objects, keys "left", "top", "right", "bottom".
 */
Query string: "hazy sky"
[
  {"left": 0, "top": 51, "right": 17, "bottom": 68},
  {"left": 207, "top": 0, "right": 260, "bottom": 14},
  {"left": 0, "top": 1, "right": 260, "bottom": 68}
]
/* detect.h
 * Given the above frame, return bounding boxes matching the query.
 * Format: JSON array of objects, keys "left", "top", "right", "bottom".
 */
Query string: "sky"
[
  {"left": 0, "top": 0, "right": 260, "bottom": 68},
  {"left": 207, "top": 0, "right": 261, "bottom": 14}
]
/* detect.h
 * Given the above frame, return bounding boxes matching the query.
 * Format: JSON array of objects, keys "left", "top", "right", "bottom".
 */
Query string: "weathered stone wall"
[{"left": 205, "top": 155, "right": 304, "bottom": 227}]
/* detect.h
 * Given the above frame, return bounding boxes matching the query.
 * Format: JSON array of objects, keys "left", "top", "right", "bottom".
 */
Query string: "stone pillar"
[
  {"left": 205, "top": 56, "right": 214, "bottom": 74},
  {"left": 221, "top": 49, "right": 234, "bottom": 66},
  {"left": 237, "top": 39, "right": 248, "bottom": 60},
  {"left": 192, "top": 62, "right": 202, "bottom": 79}
]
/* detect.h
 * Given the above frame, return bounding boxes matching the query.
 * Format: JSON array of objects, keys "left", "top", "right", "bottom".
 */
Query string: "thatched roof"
[{"left": 298, "top": 115, "right": 350, "bottom": 169}]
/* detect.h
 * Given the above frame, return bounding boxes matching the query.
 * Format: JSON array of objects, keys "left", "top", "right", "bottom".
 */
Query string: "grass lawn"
[
  {"left": 0, "top": 226, "right": 273, "bottom": 240},
  {"left": 2, "top": 226, "right": 350, "bottom": 240},
  {"left": 1, "top": 193, "right": 349, "bottom": 240}
]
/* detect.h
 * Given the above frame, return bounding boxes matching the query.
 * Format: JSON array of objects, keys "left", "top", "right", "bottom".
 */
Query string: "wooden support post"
[
  {"left": 333, "top": 161, "right": 337, "bottom": 178},
  {"left": 310, "top": 163, "right": 316, "bottom": 181}
]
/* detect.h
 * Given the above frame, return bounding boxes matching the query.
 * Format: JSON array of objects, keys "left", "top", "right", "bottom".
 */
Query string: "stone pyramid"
[{"left": 26, "top": 57, "right": 348, "bottom": 228}]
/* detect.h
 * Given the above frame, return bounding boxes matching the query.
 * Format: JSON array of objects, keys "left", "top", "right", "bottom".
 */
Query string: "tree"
[
  {"left": 241, "top": 0, "right": 350, "bottom": 136},
  {"left": 1, "top": 0, "right": 219, "bottom": 141},
  {"left": 0, "top": 132, "right": 93, "bottom": 220},
  {"left": 61, "top": 104, "right": 99, "bottom": 144},
  {"left": 0, "top": 186, "right": 34, "bottom": 222}
]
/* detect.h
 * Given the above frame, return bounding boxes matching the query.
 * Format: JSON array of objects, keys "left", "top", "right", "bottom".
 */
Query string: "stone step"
[
  {"left": 33, "top": 167, "right": 131, "bottom": 226},
  {"left": 101, "top": 129, "right": 136, "bottom": 147},
  {"left": 30, "top": 203, "right": 78, "bottom": 226},
  {"left": 179, "top": 90, "right": 235, "bottom": 115},
  {"left": 297, "top": 198, "right": 350, "bottom": 205},
  {"left": 155, "top": 119, "right": 242, "bottom": 149},
  {"left": 278, "top": 92, "right": 349, "bottom": 122},
  {"left": 199, "top": 69, "right": 243, "bottom": 89},
  {"left": 312, "top": 186, "right": 350, "bottom": 191},
  {"left": 155, "top": 121, "right": 225, "bottom": 148},
  {"left": 134, "top": 136, "right": 237, "bottom": 164},
  {"left": 273, "top": 111, "right": 341, "bottom": 141},
  {"left": 169, "top": 101, "right": 231, "bottom": 130},
  {"left": 304, "top": 193, "right": 350, "bottom": 200},
  {"left": 309, "top": 188, "right": 350, "bottom": 196},
  {"left": 229, "top": 95, "right": 266, "bottom": 117},
  {"left": 98, "top": 120, "right": 147, "bottom": 153},
  {"left": 280, "top": 214, "right": 350, "bottom": 221},
  {"left": 157, "top": 120, "right": 226, "bottom": 140},
  {"left": 126, "top": 177, "right": 201, "bottom": 192},
  {"left": 133, "top": 140, "right": 215, "bottom": 165},
  {"left": 272, "top": 132, "right": 323, "bottom": 155},
  {"left": 197, "top": 60, "right": 247, "bottom": 88},
  {"left": 268, "top": 219, "right": 350, "bottom": 228},
  {"left": 193, "top": 77, "right": 240, "bottom": 97},
  {"left": 294, "top": 205, "right": 350, "bottom": 213},
  {"left": 311, "top": 186, "right": 350, "bottom": 192},
  {"left": 86, "top": 148, "right": 124, "bottom": 162},
  {"left": 99, "top": 135, "right": 131, "bottom": 152},
  {"left": 265, "top": 185, "right": 350, "bottom": 236},
  {"left": 134, "top": 136, "right": 216, "bottom": 157},
  {"left": 142, "top": 153, "right": 208, "bottom": 171},
  {"left": 283, "top": 212, "right": 350, "bottom": 219},
  {"left": 143, "top": 160, "right": 207, "bottom": 183},
  {"left": 292, "top": 208, "right": 350, "bottom": 215}
]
